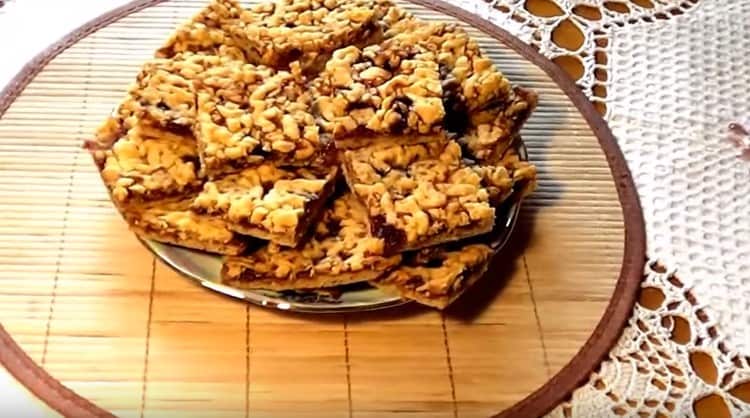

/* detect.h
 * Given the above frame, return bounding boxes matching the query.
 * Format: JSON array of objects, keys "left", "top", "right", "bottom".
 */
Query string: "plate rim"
[{"left": 0, "top": 1, "right": 646, "bottom": 418}]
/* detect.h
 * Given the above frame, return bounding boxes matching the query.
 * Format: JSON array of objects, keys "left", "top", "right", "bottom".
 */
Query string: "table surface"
[{"left": 1, "top": 0, "right": 749, "bottom": 417}]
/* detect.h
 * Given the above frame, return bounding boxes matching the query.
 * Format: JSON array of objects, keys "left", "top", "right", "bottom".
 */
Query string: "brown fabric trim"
[
  {"left": 0, "top": 325, "right": 115, "bottom": 418},
  {"left": 0, "top": 1, "right": 646, "bottom": 418}
]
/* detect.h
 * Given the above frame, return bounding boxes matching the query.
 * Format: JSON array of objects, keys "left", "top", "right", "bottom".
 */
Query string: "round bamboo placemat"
[{"left": 0, "top": 0, "right": 645, "bottom": 417}]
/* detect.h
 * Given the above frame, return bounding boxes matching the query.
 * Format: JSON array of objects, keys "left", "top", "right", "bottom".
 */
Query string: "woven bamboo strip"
[
  {"left": 444, "top": 243, "right": 549, "bottom": 417},
  {"left": 246, "top": 301, "right": 349, "bottom": 416},
  {"left": 146, "top": 263, "right": 247, "bottom": 418},
  {"left": 347, "top": 324, "right": 455, "bottom": 418},
  {"left": 248, "top": 323, "right": 349, "bottom": 418}
]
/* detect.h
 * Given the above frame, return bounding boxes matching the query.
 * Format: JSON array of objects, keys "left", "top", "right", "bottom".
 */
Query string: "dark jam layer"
[{"left": 370, "top": 214, "right": 407, "bottom": 255}]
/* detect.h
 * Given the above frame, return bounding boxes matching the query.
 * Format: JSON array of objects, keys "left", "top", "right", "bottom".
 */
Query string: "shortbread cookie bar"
[
  {"left": 90, "top": 123, "right": 202, "bottom": 209},
  {"left": 126, "top": 198, "right": 248, "bottom": 256},
  {"left": 86, "top": 53, "right": 244, "bottom": 150},
  {"left": 233, "top": 0, "right": 395, "bottom": 72},
  {"left": 221, "top": 193, "right": 401, "bottom": 290},
  {"left": 382, "top": 20, "right": 538, "bottom": 141},
  {"left": 385, "top": 21, "right": 510, "bottom": 113},
  {"left": 314, "top": 42, "right": 445, "bottom": 146},
  {"left": 131, "top": 53, "right": 243, "bottom": 131},
  {"left": 457, "top": 87, "right": 538, "bottom": 163},
  {"left": 191, "top": 164, "right": 338, "bottom": 247},
  {"left": 497, "top": 146, "right": 538, "bottom": 200},
  {"left": 86, "top": 96, "right": 142, "bottom": 151},
  {"left": 156, "top": 0, "right": 246, "bottom": 60},
  {"left": 371, "top": 243, "right": 492, "bottom": 309},
  {"left": 341, "top": 140, "right": 515, "bottom": 253},
  {"left": 193, "top": 64, "right": 330, "bottom": 177}
]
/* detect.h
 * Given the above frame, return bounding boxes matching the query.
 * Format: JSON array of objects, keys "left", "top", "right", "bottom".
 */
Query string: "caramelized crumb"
[
  {"left": 233, "top": 0, "right": 399, "bottom": 71},
  {"left": 316, "top": 34, "right": 445, "bottom": 138},
  {"left": 221, "top": 193, "right": 401, "bottom": 288},
  {"left": 131, "top": 53, "right": 243, "bottom": 130},
  {"left": 458, "top": 87, "right": 538, "bottom": 163},
  {"left": 342, "top": 140, "right": 515, "bottom": 252},
  {"left": 192, "top": 164, "right": 338, "bottom": 246},
  {"left": 157, "top": 0, "right": 247, "bottom": 60},
  {"left": 96, "top": 123, "right": 201, "bottom": 207},
  {"left": 193, "top": 61, "right": 329, "bottom": 177}
]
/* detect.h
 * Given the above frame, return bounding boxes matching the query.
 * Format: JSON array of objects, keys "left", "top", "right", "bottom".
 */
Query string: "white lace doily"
[
  {"left": 439, "top": 0, "right": 750, "bottom": 416},
  {"left": 1, "top": 0, "right": 749, "bottom": 416}
]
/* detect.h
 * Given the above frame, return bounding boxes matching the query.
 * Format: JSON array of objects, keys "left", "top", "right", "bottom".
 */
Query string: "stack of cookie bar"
[{"left": 86, "top": 0, "right": 538, "bottom": 309}]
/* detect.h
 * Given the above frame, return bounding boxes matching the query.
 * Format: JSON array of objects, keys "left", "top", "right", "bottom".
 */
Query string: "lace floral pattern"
[
  {"left": 454, "top": 0, "right": 700, "bottom": 116},
  {"left": 441, "top": 0, "right": 750, "bottom": 415}
]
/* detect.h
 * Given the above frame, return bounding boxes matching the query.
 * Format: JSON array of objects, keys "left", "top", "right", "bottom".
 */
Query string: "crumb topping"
[
  {"left": 316, "top": 41, "right": 445, "bottom": 138},
  {"left": 222, "top": 193, "right": 400, "bottom": 280},
  {"left": 86, "top": 96, "right": 143, "bottom": 152},
  {"left": 233, "top": 0, "right": 394, "bottom": 71},
  {"left": 385, "top": 21, "right": 512, "bottom": 114},
  {"left": 193, "top": 63, "right": 326, "bottom": 176},
  {"left": 87, "top": 53, "right": 250, "bottom": 153},
  {"left": 98, "top": 124, "right": 201, "bottom": 205},
  {"left": 192, "top": 164, "right": 337, "bottom": 239},
  {"left": 497, "top": 147, "right": 538, "bottom": 198},
  {"left": 459, "top": 87, "right": 538, "bottom": 163},
  {"left": 156, "top": 0, "right": 247, "bottom": 60},
  {"left": 129, "top": 53, "right": 243, "bottom": 130},
  {"left": 343, "top": 140, "right": 509, "bottom": 249}
]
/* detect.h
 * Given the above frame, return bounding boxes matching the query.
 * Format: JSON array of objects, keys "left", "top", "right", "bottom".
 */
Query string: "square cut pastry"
[
  {"left": 194, "top": 63, "right": 330, "bottom": 178},
  {"left": 457, "top": 87, "right": 538, "bottom": 164},
  {"left": 371, "top": 243, "right": 493, "bottom": 309},
  {"left": 221, "top": 193, "right": 401, "bottom": 290},
  {"left": 341, "top": 139, "right": 516, "bottom": 253},
  {"left": 129, "top": 53, "right": 243, "bottom": 132},
  {"left": 126, "top": 198, "right": 249, "bottom": 256},
  {"left": 89, "top": 123, "right": 202, "bottom": 210},
  {"left": 87, "top": 96, "right": 142, "bottom": 151},
  {"left": 232, "top": 0, "right": 396, "bottom": 72},
  {"left": 382, "top": 20, "right": 538, "bottom": 137},
  {"left": 314, "top": 39, "right": 445, "bottom": 148},
  {"left": 191, "top": 163, "right": 338, "bottom": 247},
  {"left": 156, "top": 0, "right": 247, "bottom": 61},
  {"left": 87, "top": 53, "right": 245, "bottom": 150}
]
